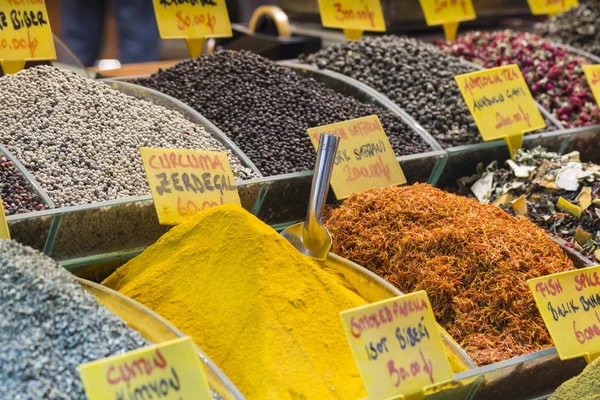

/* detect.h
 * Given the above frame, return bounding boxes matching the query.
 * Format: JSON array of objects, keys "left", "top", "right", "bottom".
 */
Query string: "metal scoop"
[{"left": 281, "top": 133, "right": 340, "bottom": 259}]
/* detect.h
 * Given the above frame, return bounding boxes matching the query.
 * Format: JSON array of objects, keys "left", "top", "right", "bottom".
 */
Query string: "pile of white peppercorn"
[
  {"left": 0, "top": 66, "right": 255, "bottom": 207},
  {"left": 301, "top": 36, "right": 554, "bottom": 148},
  {"left": 135, "top": 50, "right": 431, "bottom": 176},
  {"left": 0, "top": 155, "right": 46, "bottom": 215}
]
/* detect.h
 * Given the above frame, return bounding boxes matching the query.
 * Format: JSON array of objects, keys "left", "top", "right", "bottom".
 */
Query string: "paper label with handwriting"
[
  {"left": 140, "top": 148, "right": 241, "bottom": 225},
  {"left": 528, "top": 266, "right": 600, "bottom": 360},
  {"left": 0, "top": 199, "right": 9, "bottom": 239},
  {"left": 152, "top": 0, "right": 232, "bottom": 39},
  {"left": 455, "top": 64, "right": 545, "bottom": 143},
  {"left": 0, "top": 1, "right": 56, "bottom": 62},
  {"left": 78, "top": 337, "right": 212, "bottom": 400},
  {"left": 526, "top": 0, "right": 579, "bottom": 15},
  {"left": 584, "top": 65, "right": 600, "bottom": 107},
  {"left": 307, "top": 115, "right": 406, "bottom": 200},
  {"left": 340, "top": 291, "right": 454, "bottom": 400},
  {"left": 317, "top": 0, "right": 386, "bottom": 33},
  {"left": 418, "top": 0, "right": 476, "bottom": 25}
]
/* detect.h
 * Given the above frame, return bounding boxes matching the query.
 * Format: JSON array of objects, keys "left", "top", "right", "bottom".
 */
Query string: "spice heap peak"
[{"left": 104, "top": 204, "right": 369, "bottom": 400}]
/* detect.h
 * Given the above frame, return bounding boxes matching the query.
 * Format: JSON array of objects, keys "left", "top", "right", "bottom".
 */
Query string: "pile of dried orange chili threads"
[{"left": 323, "top": 184, "right": 574, "bottom": 365}]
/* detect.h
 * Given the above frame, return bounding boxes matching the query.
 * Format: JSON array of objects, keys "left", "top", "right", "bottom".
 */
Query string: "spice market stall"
[
  {"left": 4, "top": 37, "right": 599, "bottom": 264},
  {"left": 21, "top": 124, "right": 478, "bottom": 398},
  {"left": 6, "top": 1, "right": 600, "bottom": 396}
]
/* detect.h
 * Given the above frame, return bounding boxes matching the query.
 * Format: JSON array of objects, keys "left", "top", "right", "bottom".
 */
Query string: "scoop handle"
[{"left": 305, "top": 133, "right": 339, "bottom": 239}]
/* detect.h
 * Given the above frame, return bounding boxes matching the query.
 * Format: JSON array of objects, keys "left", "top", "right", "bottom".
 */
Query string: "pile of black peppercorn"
[
  {"left": 135, "top": 50, "right": 430, "bottom": 176},
  {"left": 301, "top": 36, "right": 500, "bottom": 148},
  {"left": 0, "top": 156, "right": 46, "bottom": 215}
]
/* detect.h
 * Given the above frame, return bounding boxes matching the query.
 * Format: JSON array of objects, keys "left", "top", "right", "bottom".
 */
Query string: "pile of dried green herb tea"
[
  {"left": 458, "top": 147, "right": 600, "bottom": 263},
  {"left": 550, "top": 351, "right": 600, "bottom": 400},
  {"left": 323, "top": 184, "right": 574, "bottom": 366}
]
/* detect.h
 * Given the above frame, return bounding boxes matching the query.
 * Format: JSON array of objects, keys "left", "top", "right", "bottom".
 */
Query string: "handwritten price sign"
[
  {"left": 317, "top": 0, "right": 386, "bottom": 40},
  {"left": 455, "top": 65, "right": 545, "bottom": 158},
  {"left": 340, "top": 291, "right": 454, "bottom": 400},
  {"left": 152, "top": 0, "right": 232, "bottom": 57},
  {"left": 419, "top": 0, "right": 476, "bottom": 24},
  {"left": 526, "top": 0, "right": 579, "bottom": 16},
  {"left": 307, "top": 115, "right": 406, "bottom": 200},
  {"left": 0, "top": 1, "right": 56, "bottom": 74},
  {"left": 140, "top": 148, "right": 241, "bottom": 225},
  {"left": 529, "top": 267, "right": 600, "bottom": 363},
  {"left": 584, "top": 65, "right": 600, "bottom": 107},
  {"left": 79, "top": 337, "right": 213, "bottom": 400},
  {"left": 418, "top": 0, "right": 476, "bottom": 40}
]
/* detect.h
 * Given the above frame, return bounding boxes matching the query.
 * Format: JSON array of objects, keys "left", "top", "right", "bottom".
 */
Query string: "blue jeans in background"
[{"left": 61, "top": 0, "right": 160, "bottom": 66}]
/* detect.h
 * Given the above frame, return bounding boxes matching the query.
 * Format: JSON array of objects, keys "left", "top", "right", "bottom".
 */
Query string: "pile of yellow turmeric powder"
[{"left": 103, "top": 204, "right": 368, "bottom": 400}]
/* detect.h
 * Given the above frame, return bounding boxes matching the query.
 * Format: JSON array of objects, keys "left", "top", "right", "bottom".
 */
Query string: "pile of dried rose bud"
[{"left": 435, "top": 30, "right": 600, "bottom": 128}]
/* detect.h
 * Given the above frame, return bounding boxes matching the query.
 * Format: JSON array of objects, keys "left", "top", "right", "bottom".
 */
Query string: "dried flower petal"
[
  {"left": 557, "top": 196, "right": 583, "bottom": 218},
  {"left": 512, "top": 195, "right": 529, "bottom": 218}
]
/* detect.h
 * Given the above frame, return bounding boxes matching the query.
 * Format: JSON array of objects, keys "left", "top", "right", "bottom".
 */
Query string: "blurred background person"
[{"left": 61, "top": 0, "right": 160, "bottom": 66}]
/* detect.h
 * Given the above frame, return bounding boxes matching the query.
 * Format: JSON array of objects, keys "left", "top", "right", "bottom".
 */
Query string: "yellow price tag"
[
  {"left": 455, "top": 64, "right": 545, "bottom": 158},
  {"left": 528, "top": 267, "right": 600, "bottom": 363},
  {"left": 317, "top": 0, "right": 386, "bottom": 40},
  {"left": 340, "top": 291, "right": 454, "bottom": 400},
  {"left": 418, "top": 0, "right": 476, "bottom": 40},
  {"left": 0, "top": 198, "right": 10, "bottom": 239},
  {"left": 152, "top": 0, "right": 232, "bottom": 58},
  {"left": 526, "top": 0, "right": 579, "bottom": 16},
  {"left": 78, "top": 337, "right": 213, "bottom": 400},
  {"left": 307, "top": 115, "right": 406, "bottom": 200},
  {"left": 140, "top": 148, "right": 241, "bottom": 225},
  {"left": 584, "top": 65, "right": 600, "bottom": 107},
  {"left": 0, "top": 1, "right": 56, "bottom": 74}
]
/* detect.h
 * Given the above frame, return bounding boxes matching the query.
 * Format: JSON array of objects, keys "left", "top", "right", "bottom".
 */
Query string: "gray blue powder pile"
[{"left": 0, "top": 240, "right": 150, "bottom": 399}]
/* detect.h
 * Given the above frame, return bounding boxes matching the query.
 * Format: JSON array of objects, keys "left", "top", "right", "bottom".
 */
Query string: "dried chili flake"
[{"left": 324, "top": 184, "right": 574, "bottom": 365}]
